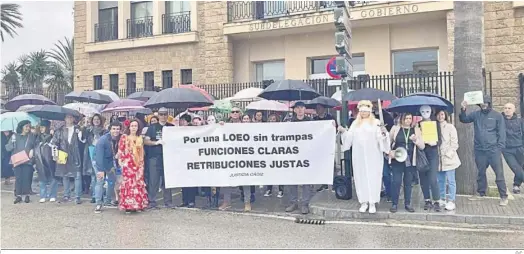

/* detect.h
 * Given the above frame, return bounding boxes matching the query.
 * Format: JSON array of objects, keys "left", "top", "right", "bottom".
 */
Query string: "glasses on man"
[
  {"left": 159, "top": 113, "right": 168, "bottom": 116},
  {"left": 231, "top": 111, "right": 240, "bottom": 114}
]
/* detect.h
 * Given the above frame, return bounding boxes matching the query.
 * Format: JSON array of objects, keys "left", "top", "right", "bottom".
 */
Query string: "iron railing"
[
  {"left": 127, "top": 16, "right": 153, "bottom": 39},
  {"left": 162, "top": 11, "right": 191, "bottom": 34},
  {"left": 227, "top": 1, "right": 337, "bottom": 22},
  {"left": 95, "top": 22, "right": 118, "bottom": 42}
]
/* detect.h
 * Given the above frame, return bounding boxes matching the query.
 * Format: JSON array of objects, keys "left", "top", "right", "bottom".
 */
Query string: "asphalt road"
[{"left": 2, "top": 192, "right": 524, "bottom": 249}]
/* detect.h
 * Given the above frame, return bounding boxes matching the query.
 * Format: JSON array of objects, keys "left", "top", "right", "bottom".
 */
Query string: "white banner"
[{"left": 162, "top": 121, "right": 336, "bottom": 188}]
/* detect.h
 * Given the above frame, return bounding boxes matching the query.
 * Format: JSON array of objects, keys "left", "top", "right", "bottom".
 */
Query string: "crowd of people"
[{"left": 1, "top": 95, "right": 523, "bottom": 215}]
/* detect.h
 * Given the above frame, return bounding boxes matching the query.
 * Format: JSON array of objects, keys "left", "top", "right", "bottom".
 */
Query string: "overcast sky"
[{"left": 1, "top": 1, "right": 73, "bottom": 69}]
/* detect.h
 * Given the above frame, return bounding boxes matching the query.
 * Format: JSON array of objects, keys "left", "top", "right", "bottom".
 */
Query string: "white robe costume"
[{"left": 341, "top": 118, "right": 391, "bottom": 204}]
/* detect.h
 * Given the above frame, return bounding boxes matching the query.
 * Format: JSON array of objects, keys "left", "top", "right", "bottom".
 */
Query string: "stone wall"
[
  {"left": 73, "top": 1, "right": 234, "bottom": 92},
  {"left": 484, "top": 1, "right": 524, "bottom": 113}
]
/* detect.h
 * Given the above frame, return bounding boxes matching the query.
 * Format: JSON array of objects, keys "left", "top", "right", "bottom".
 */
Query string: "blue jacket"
[
  {"left": 94, "top": 133, "right": 116, "bottom": 172},
  {"left": 459, "top": 102, "right": 506, "bottom": 151}
]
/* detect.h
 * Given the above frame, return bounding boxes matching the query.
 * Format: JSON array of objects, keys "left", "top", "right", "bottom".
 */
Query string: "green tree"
[
  {"left": 45, "top": 62, "right": 70, "bottom": 92},
  {"left": 49, "top": 37, "right": 73, "bottom": 89},
  {"left": 0, "top": 3, "right": 23, "bottom": 42},
  {"left": 1, "top": 62, "right": 20, "bottom": 89}
]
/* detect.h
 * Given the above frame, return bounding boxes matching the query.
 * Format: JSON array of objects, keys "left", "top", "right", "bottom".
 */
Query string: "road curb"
[{"left": 309, "top": 204, "right": 524, "bottom": 226}]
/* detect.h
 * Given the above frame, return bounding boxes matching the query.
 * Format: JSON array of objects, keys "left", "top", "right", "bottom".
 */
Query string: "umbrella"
[
  {"left": 306, "top": 96, "right": 341, "bottom": 109},
  {"left": 65, "top": 91, "right": 113, "bottom": 104},
  {"left": 103, "top": 99, "right": 144, "bottom": 110},
  {"left": 342, "top": 88, "right": 397, "bottom": 102},
  {"left": 189, "top": 99, "right": 233, "bottom": 113},
  {"left": 16, "top": 105, "right": 38, "bottom": 112},
  {"left": 0, "top": 112, "right": 40, "bottom": 131},
  {"left": 4, "top": 94, "right": 56, "bottom": 111},
  {"left": 94, "top": 89, "right": 120, "bottom": 101},
  {"left": 406, "top": 92, "right": 454, "bottom": 113},
  {"left": 127, "top": 91, "right": 157, "bottom": 102},
  {"left": 258, "top": 80, "right": 320, "bottom": 101},
  {"left": 0, "top": 109, "right": 10, "bottom": 114},
  {"left": 230, "top": 88, "right": 263, "bottom": 102},
  {"left": 246, "top": 100, "right": 289, "bottom": 112},
  {"left": 144, "top": 87, "right": 214, "bottom": 109},
  {"left": 25, "top": 105, "right": 82, "bottom": 121},
  {"left": 63, "top": 103, "right": 102, "bottom": 117},
  {"left": 331, "top": 89, "right": 354, "bottom": 102},
  {"left": 386, "top": 95, "right": 450, "bottom": 115}
]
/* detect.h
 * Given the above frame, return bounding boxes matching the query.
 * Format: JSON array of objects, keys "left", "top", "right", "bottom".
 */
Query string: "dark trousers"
[
  {"left": 502, "top": 147, "right": 524, "bottom": 187},
  {"left": 475, "top": 149, "right": 508, "bottom": 198},
  {"left": 14, "top": 164, "right": 33, "bottom": 196},
  {"left": 391, "top": 163, "right": 415, "bottom": 206},
  {"left": 239, "top": 186, "right": 255, "bottom": 194},
  {"left": 382, "top": 159, "right": 392, "bottom": 198},
  {"left": 148, "top": 157, "right": 172, "bottom": 207},
  {"left": 266, "top": 185, "right": 284, "bottom": 192},
  {"left": 419, "top": 147, "right": 440, "bottom": 201},
  {"left": 182, "top": 187, "right": 197, "bottom": 204},
  {"left": 82, "top": 175, "right": 91, "bottom": 193}
]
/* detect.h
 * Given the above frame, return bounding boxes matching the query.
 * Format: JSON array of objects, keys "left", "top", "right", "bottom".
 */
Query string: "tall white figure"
[{"left": 338, "top": 100, "right": 391, "bottom": 214}]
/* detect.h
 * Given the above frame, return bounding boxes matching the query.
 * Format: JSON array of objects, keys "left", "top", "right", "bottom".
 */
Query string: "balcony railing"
[
  {"left": 94, "top": 22, "right": 118, "bottom": 42},
  {"left": 162, "top": 11, "right": 191, "bottom": 34},
  {"left": 227, "top": 1, "right": 337, "bottom": 22},
  {"left": 127, "top": 16, "right": 153, "bottom": 39}
]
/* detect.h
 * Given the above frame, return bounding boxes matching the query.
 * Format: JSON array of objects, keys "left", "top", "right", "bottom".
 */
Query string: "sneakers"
[
  {"left": 285, "top": 203, "right": 298, "bottom": 213},
  {"left": 499, "top": 198, "right": 509, "bottom": 206},
  {"left": 405, "top": 205, "right": 415, "bottom": 213},
  {"left": 264, "top": 190, "right": 272, "bottom": 197},
  {"left": 468, "top": 194, "right": 485, "bottom": 201},
  {"left": 423, "top": 200, "right": 432, "bottom": 210},
  {"left": 75, "top": 198, "right": 82, "bottom": 205},
  {"left": 359, "top": 202, "right": 369, "bottom": 213},
  {"left": 218, "top": 203, "right": 230, "bottom": 211},
  {"left": 389, "top": 205, "right": 398, "bottom": 213},
  {"left": 445, "top": 201, "right": 456, "bottom": 211},
  {"left": 369, "top": 203, "right": 376, "bottom": 214},
  {"left": 24, "top": 195, "right": 30, "bottom": 203},
  {"left": 49, "top": 198, "right": 56, "bottom": 202},
  {"left": 513, "top": 186, "right": 521, "bottom": 194},
  {"left": 277, "top": 191, "right": 284, "bottom": 198},
  {"left": 14, "top": 196, "right": 22, "bottom": 204},
  {"left": 433, "top": 201, "right": 441, "bottom": 212},
  {"left": 244, "top": 203, "right": 252, "bottom": 212},
  {"left": 187, "top": 202, "right": 195, "bottom": 208},
  {"left": 39, "top": 198, "right": 46, "bottom": 203},
  {"left": 94, "top": 204, "right": 102, "bottom": 214},
  {"left": 90, "top": 198, "right": 96, "bottom": 204}
]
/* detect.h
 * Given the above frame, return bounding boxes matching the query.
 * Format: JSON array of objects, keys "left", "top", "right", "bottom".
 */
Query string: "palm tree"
[
  {"left": 17, "top": 50, "right": 50, "bottom": 89},
  {"left": 45, "top": 62, "right": 70, "bottom": 92},
  {"left": 1, "top": 61, "right": 20, "bottom": 89},
  {"left": 1, "top": 3, "right": 23, "bottom": 42},
  {"left": 453, "top": 2, "right": 484, "bottom": 195},
  {"left": 49, "top": 37, "right": 73, "bottom": 89}
]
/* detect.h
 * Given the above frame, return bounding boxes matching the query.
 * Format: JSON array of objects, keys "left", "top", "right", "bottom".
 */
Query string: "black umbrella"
[
  {"left": 342, "top": 88, "right": 397, "bottom": 102},
  {"left": 26, "top": 105, "right": 82, "bottom": 121},
  {"left": 144, "top": 87, "right": 214, "bottom": 109},
  {"left": 65, "top": 91, "right": 113, "bottom": 104},
  {"left": 305, "top": 96, "right": 341, "bottom": 109},
  {"left": 405, "top": 92, "right": 454, "bottom": 113},
  {"left": 127, "top": 91, "right": 157, "bottom": 102},
  {"left": 4, "top": 94, "right": 56, "bottom": 111},
  {"left": 258, "top": 79, "right": 320, "bottom": 101},
  {"left": 386, "top": 96, "right": 451, "bottom": 115}
]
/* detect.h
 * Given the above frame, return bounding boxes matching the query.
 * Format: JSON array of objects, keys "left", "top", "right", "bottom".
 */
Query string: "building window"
[
  {"left": 93, "top": 75, "right": 102, "bottom": 90},
  {"left": 162, "top": 70, "right": 173, "bottom": 88},
  {"left": 163, "top": 1, "right": 191, "bottom": 34},
  {"left": 126, "top": 73, "right": 136, "bottom": 95},
  {"left": 352, "top": 54, "right": 366, "bottom": 76},
  {"left": 181, "top": 69, "right": 192, "bottom": 85},
  {"left": 144, "top": 71, "right": 154, "bottom": 90},
  {"left": 392, "top": 49, "right": 438, "bottom": 75},
  {"left": 255, "top": 61, "right": 285, "bottom": 82},
  {"left": 128, "top": 1, "right": 153, "bottom": 38},
  {"left": 311, "top": 58, "right": 330, "bottom": 75},
  {"left": 95, "top": 1, "right": 118, "bottom": 42},
  {"left": 109, "top": 74, "right": 119, "bottom": 93}
]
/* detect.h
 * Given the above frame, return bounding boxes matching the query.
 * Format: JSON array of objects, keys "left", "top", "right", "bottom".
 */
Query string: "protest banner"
[{"left": 162, "top": 121, "right": 336, "bottom": 188}]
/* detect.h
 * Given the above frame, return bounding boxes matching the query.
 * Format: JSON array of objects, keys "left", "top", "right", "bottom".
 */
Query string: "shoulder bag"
[
  {"left": 10, "top": 135, "right": 30, "bottom": 167},
  {"left": 415, "top": 125, "right": 430, "bottom": 172}
]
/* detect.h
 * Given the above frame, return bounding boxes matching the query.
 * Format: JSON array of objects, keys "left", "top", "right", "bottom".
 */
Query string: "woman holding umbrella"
[
  {"left": 6, "top": 120, "right": 38, "bottom": 204},
  {"left": 82, "top": 114, "right": 107, "bottom": 203},
  {"left": 34, "top": 120, "right": 57, "bottom": 203}
]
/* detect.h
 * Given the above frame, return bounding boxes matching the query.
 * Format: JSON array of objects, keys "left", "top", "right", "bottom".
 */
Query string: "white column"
[
  {"left": 190, "top": 1, "right": 198, "bottom": 31},
  {"left": 86, "top": 2, "right": 98, "bottom": 43},
  {"left": 118, "top": 1, "right": 130, "bottom": 39},
  {"left": 153, "top": 1, "right": 165, "bottom": 35}
]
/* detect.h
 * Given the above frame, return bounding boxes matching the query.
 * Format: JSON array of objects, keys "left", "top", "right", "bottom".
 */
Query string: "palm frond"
[{"left": 1, "top": 3, "right": 23, "bottom": 42}]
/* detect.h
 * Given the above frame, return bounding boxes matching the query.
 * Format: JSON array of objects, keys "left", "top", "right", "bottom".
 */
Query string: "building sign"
[
  {"left": 249, "top": 14, "right": 330, "bottom": 31},
  {"left": 357, "top": 4, "right": 419, "bottom": 19}
]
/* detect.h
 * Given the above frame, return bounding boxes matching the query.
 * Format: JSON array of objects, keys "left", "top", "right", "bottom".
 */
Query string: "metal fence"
[{"left": 2, "top": 72, "right": 494, "bottom": 110}]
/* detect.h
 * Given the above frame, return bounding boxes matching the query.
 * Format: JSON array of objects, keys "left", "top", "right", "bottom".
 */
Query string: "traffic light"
[
  {"left": 335, "top": 56, "right": 352, "bottom": 77},
  {"left": 335, "top": 31, "right": 351, "bottom": 56}
]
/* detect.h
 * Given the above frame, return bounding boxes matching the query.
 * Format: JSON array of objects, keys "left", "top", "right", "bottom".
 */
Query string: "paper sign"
[
  {"left": 420, "top": 121, "right": 438, "bottom": 144},
  {"left": 464, "top": 91, "right": 484, "bottom": 105}
]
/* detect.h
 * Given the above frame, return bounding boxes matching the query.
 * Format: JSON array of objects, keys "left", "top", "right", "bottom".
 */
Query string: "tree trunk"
[{"left": 453, "top": 1, "right": 483, "bottom": 195}]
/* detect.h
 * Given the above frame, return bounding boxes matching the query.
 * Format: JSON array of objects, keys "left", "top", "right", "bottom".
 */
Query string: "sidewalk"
[{"left": 309, "top": 187, "right": 524, "bottom": 225}]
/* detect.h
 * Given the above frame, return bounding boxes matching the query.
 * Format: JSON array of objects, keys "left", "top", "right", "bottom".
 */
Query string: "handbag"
[
  {"left": 10, "top": 136, "right": 30, "bottom": 167},
  {"left": 56, "top": 128, "right": 69, "bottom": 165},
  {"left": 416, "top": 147, "right": 430, "bottom": 172}
]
